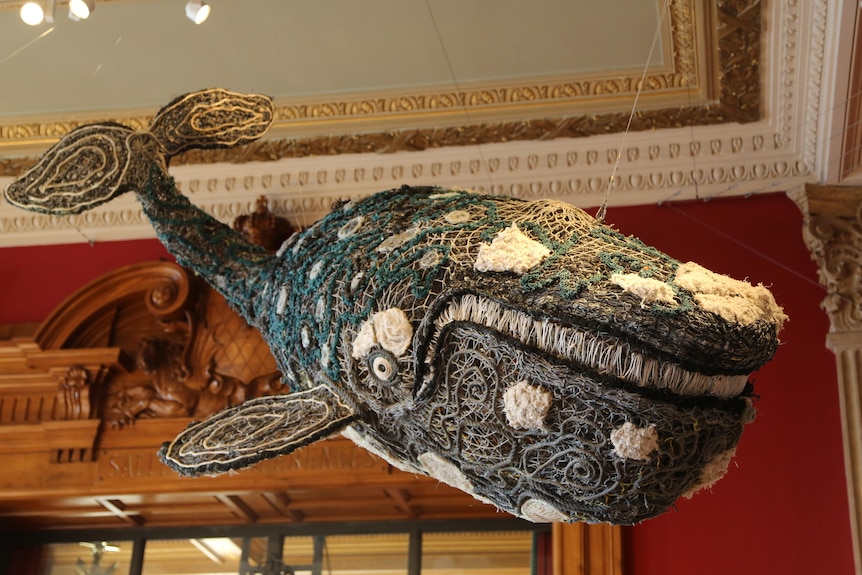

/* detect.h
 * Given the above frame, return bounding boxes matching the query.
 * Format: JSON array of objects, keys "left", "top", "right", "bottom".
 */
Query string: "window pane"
[
  {"left": 281, "top": 533, "right": 409, "bottom": 575},
  {"left": 421, "top": 531, "right": 534, "bottom": 575},
  {"left": 239, "top": 537, "right": 269, "bottom": 573},
  {"left": 280, "top": 535, "right": 316, "bottom": 573},
  {"left": 41, "top": 541, "right": 133, "bottom": 575},
  {"left": 142, "top": 538, "right": 246, "bottom": 575}
]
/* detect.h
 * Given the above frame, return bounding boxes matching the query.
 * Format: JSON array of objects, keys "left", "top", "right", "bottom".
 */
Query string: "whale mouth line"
[{"left": 421, "top": 293, "right": 750, "bottom": 400}]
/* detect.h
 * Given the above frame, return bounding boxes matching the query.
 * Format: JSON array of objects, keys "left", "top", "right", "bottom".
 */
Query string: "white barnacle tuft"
[
  {"left": 418, "top": 451, "right": 474, "bottom": 493},
  {"left": 315, "top": 296, "right": 326, "bottom": 320},
  {"left": 338, "top": 215, "right": 365, "bottom": 239},
  {"left": 372, "top": 308, "right": 413, "bottom": 356},
  {"left": 503, "top": 381, "right": 552, "bottom": 431},
  {"left": 610, "top": 422, "right": 659, "bottom": 461},
  {"left": 474, "top": 223, "right": 550, "bottom": 275},
  {"left": 377, "top": 227, "right": 419, "bottom": 253},
  {"left": 300, "top": 325, "right": 313, "bottom": 349},
  {"left": 309, "top": 260, "right": 324, "bottom": 280},
  {"left": 682, "top": 448, "right": 736, "bottom": 498},
  {"left": 674, "top": 261, "right": 787, "bottom": 332},
  {"left": 429, "top": 191, "right": 461, "bottom": 200},
  {"left": 290, "top": 234, "right": 306, "bottom": 255},
  {"left": 444, "top": 210, "right": 472, "bottom": 224},
  {"left": 276, "top": 239, "right": 290, "bottom": 257},
  {"left": 610, "top": 273, "right": 677, "bottom": 305},
  {"left": 419, "top": 250, "right": 443, "bottom": 269},
  {"left": 276, "top": 285, "right": 289, "bottom": 315},
  {"left": 520, "top": 498, "right": 570, "bottom": 523},
  {"left": 351, "top": 308, "right": 413, "bottom": 359},
  {"left": 350, "top": 272, "right": 365, "bottom": 293},
  {"left": 352, "top": 321, "right": 377, "bottom": 359},
  {"left": 320, "top": 344, "right": 331, "bottom": 369}
]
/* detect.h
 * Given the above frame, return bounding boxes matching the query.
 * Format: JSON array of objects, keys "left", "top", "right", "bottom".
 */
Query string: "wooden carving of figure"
[{"left": 233, "top": 195, "right": 295, "bottom": 251}]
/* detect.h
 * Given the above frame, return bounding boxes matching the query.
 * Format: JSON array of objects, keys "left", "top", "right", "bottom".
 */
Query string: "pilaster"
[{"left": 803, "top": 183, "right": 862, "bottom": 575}]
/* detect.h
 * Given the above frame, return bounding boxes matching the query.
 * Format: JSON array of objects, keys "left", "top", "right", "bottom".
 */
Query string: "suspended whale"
[{"left": 4, "top": 89, "right": 786, "bottom": 524}]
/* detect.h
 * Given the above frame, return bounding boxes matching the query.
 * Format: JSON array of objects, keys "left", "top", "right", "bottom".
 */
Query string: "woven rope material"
[
  {"left": 4, "top": 89, "right": 785, "bottom": 525},
  {"left": 4, "top": 88, "right": 272, "bottom": 215}
]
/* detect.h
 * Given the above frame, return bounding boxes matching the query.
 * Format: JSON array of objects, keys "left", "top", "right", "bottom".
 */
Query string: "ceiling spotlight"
[
  {"left": 68, "top": 0, "right": 95, "bottom": 21},
  {"left": 185, "top": 1, "right": 210, "bottom": 24},
  {"left": 20, "top": 2, "right": 45, "bottom": 26}
]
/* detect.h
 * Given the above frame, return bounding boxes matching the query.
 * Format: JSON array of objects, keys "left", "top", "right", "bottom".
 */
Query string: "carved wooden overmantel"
[
  {"left": 803, "top": 183, "right": 862, "bottom": 574},
  {"left": 0, "top": 200, "right": 621, "bottom": 574}
]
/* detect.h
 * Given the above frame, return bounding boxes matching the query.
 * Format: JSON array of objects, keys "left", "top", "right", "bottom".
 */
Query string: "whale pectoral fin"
[
  {"left": 158, "top": 385, "right": 357, "bottom": 477},
  {"left": 149, "top": 88, "right": 274, "bottom": 157}
]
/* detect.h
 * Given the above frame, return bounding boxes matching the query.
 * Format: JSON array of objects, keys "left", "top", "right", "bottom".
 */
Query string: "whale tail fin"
[
  {"left": 149, "top": 88, "right": 273, "bottom": 156},
  {"left": 3, "top": 88, "right": 273, "bottom": 215}
]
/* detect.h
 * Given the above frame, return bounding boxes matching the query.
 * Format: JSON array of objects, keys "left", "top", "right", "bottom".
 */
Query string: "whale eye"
[{"left": 368, "top": 351, "right": 398, "bottom": 383}]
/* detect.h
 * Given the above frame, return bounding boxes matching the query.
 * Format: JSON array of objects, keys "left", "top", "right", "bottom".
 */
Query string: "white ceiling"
[{"left": 0, "top": 0, "right": 664, "bottom": 119}]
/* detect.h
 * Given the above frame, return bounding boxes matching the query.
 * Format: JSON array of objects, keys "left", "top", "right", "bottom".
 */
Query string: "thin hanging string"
[
  {"left": 667, "top": 204, "right": 826, "bottom": 290},
  {"left": 0, "top": 26, "right": 54, "bottom": 65},
  {"left": 685, "top": 55, "right": 700, "bottom": 201},
  {"left": 423, "top": 0, "right": 495, "bottom": 193},
  {"left": 75, "top": 226, "right": 96, "bottom": 247},
  {"left": 295, "top": 186, "right": 309, "bottom": 230},
  {"left": 596, "top": 0, "right": 672, "bottom": 223}
]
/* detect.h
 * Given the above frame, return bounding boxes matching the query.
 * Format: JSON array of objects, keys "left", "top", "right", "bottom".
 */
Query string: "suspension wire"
[
  {"left": 423, "top": 0, "right": 496, "bottom": 193},
  {"left": 596, "top": 0, "right": 672, "bottom": 223}
]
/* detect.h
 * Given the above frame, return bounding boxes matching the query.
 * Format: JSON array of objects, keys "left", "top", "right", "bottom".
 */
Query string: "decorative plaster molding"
[
  {"left": 802, "top": 0, "right": 829, "bottom": 172},
  {"left": 807, "top": 215, "right": 862, "bottom": 331},
  {"left": 0, "top": 128, "right": 813, "bottom": 246},
  {"left": 773, "top": 0, "right": 801, "bottom": 153}
]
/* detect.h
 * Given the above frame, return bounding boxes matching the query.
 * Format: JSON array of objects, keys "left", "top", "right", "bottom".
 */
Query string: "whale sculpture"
[{"left": 4, "top": 89, "right": 786, "bottom": 524}]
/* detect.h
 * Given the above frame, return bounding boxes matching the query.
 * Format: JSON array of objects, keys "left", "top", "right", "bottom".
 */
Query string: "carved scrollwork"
[
  {"left": 145, "top": 267, "right": 196, "bottom": 323},
  {"left": 60, "top": 365, "right": 91, "bottom": 420},
  {"left": 807, "top": 216, "right": 862, "bottom": 331},
  {"left": 105, "top": 333, "right": 285, "bottom": 427},
  {"left": 803, "top": 185, "right": 862, "bottom": 332}
]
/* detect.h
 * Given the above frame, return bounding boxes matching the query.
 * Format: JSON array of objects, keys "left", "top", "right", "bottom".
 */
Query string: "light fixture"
[
  {"left": 68, "top": 0, "right": 95, "bottom": 21},
  {"left": 19, "top": 0, "right": 55, "bottom": 25},
  {"left": 185, "top": 1, "right": 210, "bottom": 24},
  {"left": 20, "top": 2, "right": 45, "bottom": 26}
]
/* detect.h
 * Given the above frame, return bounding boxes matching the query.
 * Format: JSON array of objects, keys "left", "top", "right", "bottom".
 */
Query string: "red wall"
[
  {"left": 0, "top": 193, "right": 855, "bottom": 574},
  {"left": 0, "top": 239, "right": 172, "bottom": 324},
  {"left": 604, "top": 195, "right": 854, "bottom": 575}
]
